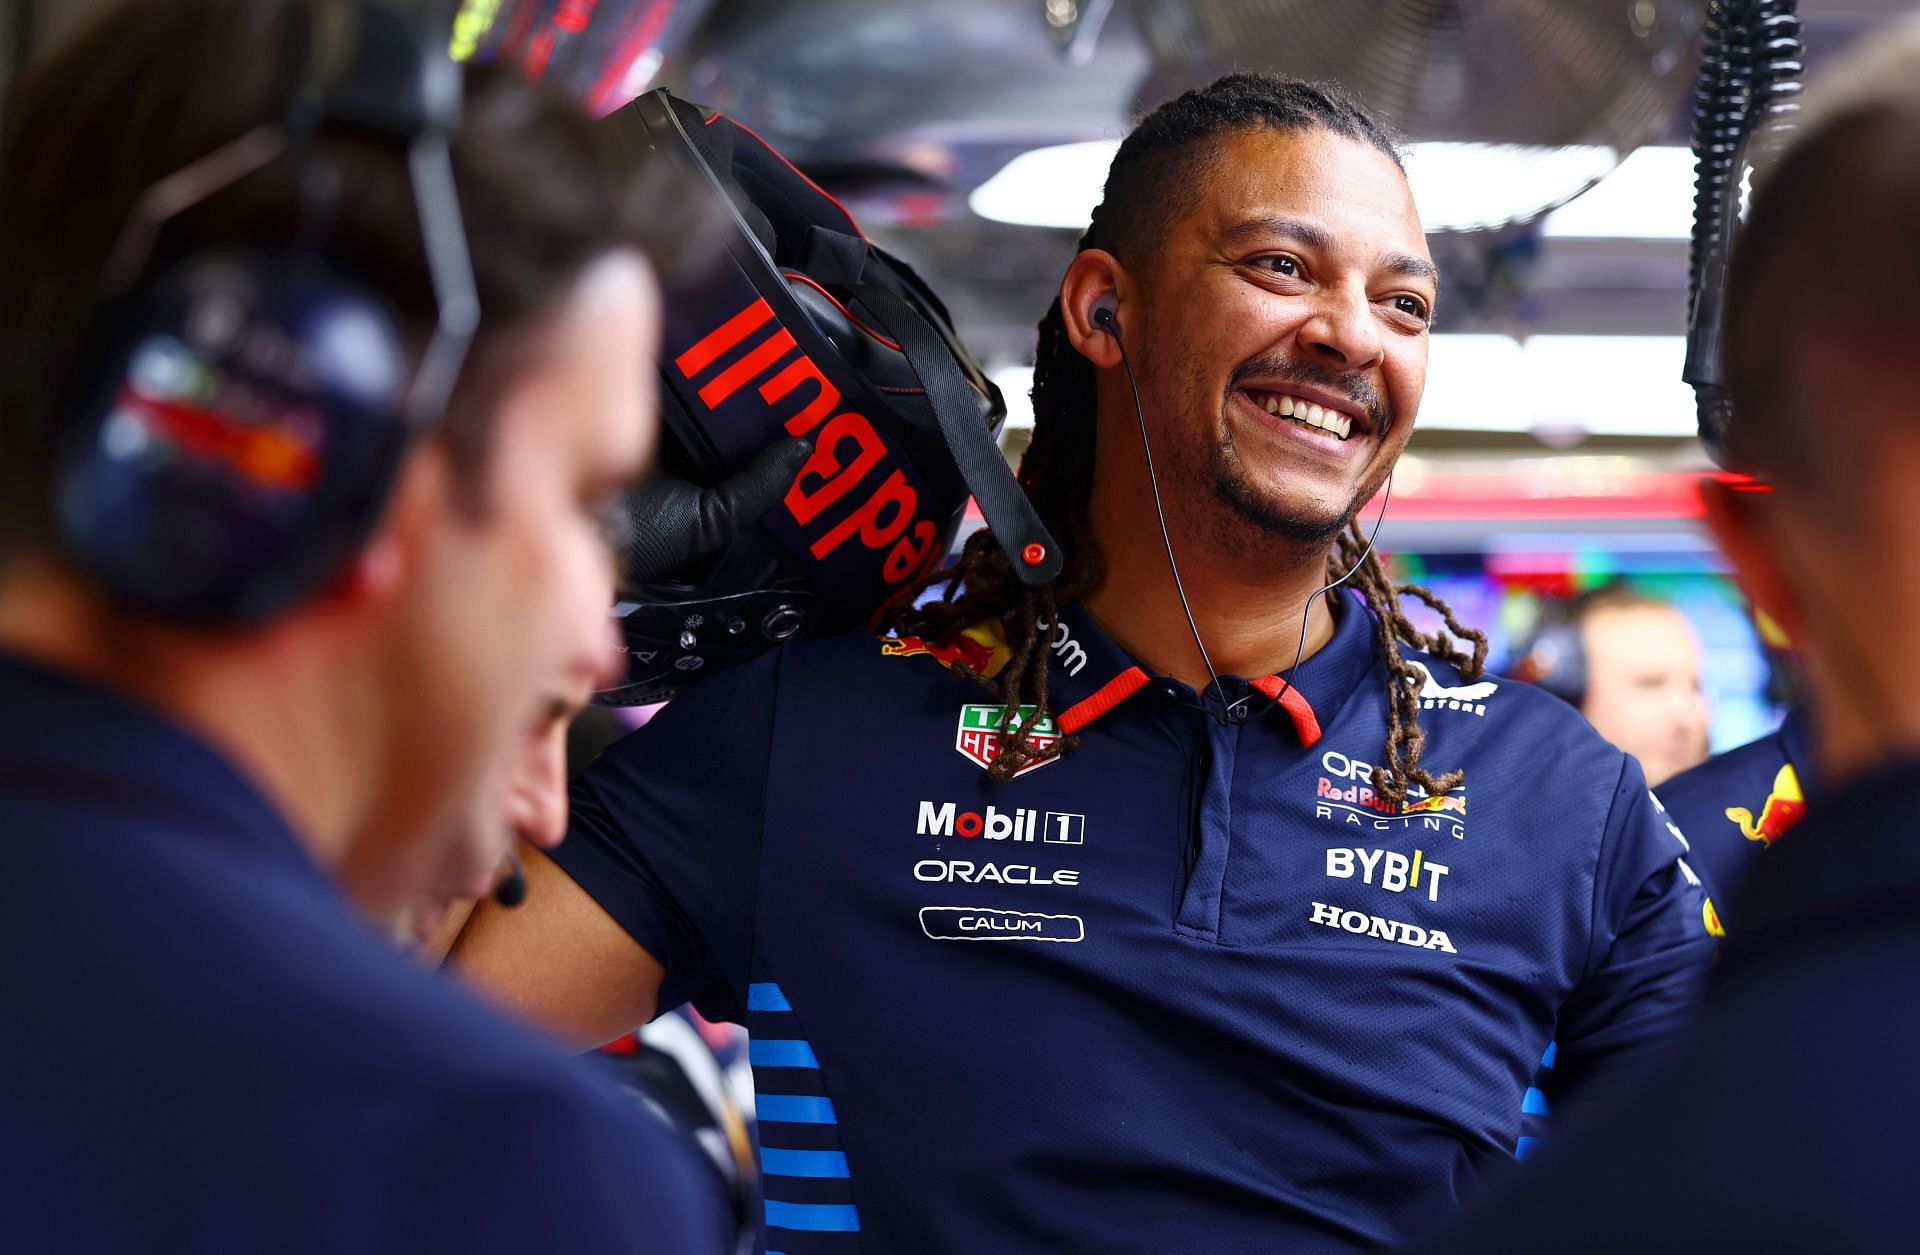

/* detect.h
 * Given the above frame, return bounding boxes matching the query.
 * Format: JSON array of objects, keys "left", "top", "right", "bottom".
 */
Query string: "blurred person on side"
[
  {"left": 1415, "top": 20, "right": 1920, "bottom": 1252},
  {"left": 1512, "top": 584, "right": 1711, "bottom": 787},
  {"left": 1656, "top": 612, "right": 1811, "bottom": 929},
  {"left": 0, "top": 0, "right": 731, "bottom": 1248}
]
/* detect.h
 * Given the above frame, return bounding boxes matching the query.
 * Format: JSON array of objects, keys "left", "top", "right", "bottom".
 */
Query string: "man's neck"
[
  {"left": 1080, "top": 507, "right": 1343, "bottom": 690},
  {"left": 0, "top": 557, "right": 371, "bottom": 869}
]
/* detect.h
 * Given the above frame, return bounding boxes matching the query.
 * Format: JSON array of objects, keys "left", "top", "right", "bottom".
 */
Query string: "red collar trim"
[
  {"left": 1056, "top": 667, "right": 1322, "bottom": 744},
  {"left": 1058, "top": 666, "right": 1151, "bottom": 736},
  {"left": 1251, "top": 675, "right": 1323, "bottom": 747}
]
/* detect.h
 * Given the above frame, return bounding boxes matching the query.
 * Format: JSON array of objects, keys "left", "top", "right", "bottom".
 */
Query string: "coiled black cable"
[
  {"left": 1753, "top": 1, "right": 1806, "bottom": 144},
  {"left": 1684, "top": 0, "right": 1803, "bottom": 465},
  {"left": 1686, "top": 0, "right": 1741, "bottom": 310}
]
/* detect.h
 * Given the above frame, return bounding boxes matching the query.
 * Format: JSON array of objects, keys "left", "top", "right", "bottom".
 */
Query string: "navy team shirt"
[
  {"left": 0, "top": 653, "right": 730, "bottom": 1252},
  {"left": 1656, "top": 706, "right": 1813, "bottom": 930},
  {"left": 556, "top": 590, "right": 1716, "bottom": 1253}
]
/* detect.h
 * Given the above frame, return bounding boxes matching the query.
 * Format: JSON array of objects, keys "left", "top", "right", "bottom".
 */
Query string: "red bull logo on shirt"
[
  {"left": 883, "top": 621, "right": 1059, "bottom": 684},
  {"left": 1703, "top": 897, "right": 1726, "bottom": 938},
  {"left": 1724, "top": 764, "right": 1805, "bottom": 847},
  {"left": 1314, "top": 749, "right": 1467, "bottom": 839},
  {"left": 881, "top": 630, "right": 1000, "bottom": 675}
]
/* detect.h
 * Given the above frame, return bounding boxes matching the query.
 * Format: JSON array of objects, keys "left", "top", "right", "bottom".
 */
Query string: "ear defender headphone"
[
  {"left": 1511, "top": 603, "right": 1589, "bottom": 707},
  {"left": 52, "top": 0, "right": 477, "bottom": 625}
]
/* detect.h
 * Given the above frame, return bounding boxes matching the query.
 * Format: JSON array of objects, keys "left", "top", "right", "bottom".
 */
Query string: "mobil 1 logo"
[{"left": 916, "top": 800, "right": 1084, "bottom": 845}]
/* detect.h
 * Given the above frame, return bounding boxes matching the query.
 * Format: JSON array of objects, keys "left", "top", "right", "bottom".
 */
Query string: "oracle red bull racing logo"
[
  {"left": 1314, "top": 749, "right": 1467, "bottom": 839},
  {"left": 1724, "top": 763, "right": 1805, "bottom": 847}
]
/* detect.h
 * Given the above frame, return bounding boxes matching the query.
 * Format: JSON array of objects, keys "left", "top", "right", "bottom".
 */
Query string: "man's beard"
[
  {"left": 1202, "top": 420, "right": 1389, "bottom": 548},
  {"left": 1201, "top": 356, "right": 1394, "bottom": 546},
  {"left": 1210, "top": 438, "right": 1358, "bottom": 543}
]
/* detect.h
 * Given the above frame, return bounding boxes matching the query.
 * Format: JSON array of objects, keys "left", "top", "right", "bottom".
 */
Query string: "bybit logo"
[{"left": 1324, "top": 846, "right": 1450, "bottom": 902}]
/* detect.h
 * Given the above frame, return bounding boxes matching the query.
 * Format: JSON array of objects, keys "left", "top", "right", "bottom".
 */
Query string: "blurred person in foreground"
[
  {"left": 1416, "top": 22, "right": 1920, "bottom": 1252},
  {"left": 1513, "top": 585, "right": 1712, "bottom": 788},
  {"left": 0, "top": 0, "right": 731, "bottom": 1247},
  {"left": 418, "top": 700, "right": 761, "bottom": 1252}
]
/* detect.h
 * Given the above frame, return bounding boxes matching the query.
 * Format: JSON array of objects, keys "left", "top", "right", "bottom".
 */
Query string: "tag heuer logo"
[{"left": 955, "top": 704, "right": 1059, "bottom": 776}]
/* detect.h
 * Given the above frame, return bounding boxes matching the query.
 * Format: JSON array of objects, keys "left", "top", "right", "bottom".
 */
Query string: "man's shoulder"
[
  {"left": 21, "top": 819, "right": 587, "bottom": 1110},
  {"left": 661, "top": 620, "right": 994, "bottom": 716},
  {"left": 219, "top": 915, "right": 725, "bottom": 1234},
  {"left": 5, "top": 829, "right": 722, "bottom": 1248},
  {"left": 1657, "top": 726, "right": 1793, "bottom": 818},
  {"left": 1400, "top": 646, "right": 1626, "bottom": 769}
]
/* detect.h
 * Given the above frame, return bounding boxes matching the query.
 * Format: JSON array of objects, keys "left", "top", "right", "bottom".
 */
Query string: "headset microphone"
[
  {"left": 1090, "top": 294, "right": 1394, "bottom": 726},
  {"left": 493, "top": 851, "right": 528, "bottom": 909}
]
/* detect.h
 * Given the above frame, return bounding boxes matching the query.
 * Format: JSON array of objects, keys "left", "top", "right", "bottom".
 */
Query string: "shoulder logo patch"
[
  {"left": 1724, "top": 763, "right": 1804, "bottom": 847},
  {"left": 880, "top": 623, "right": 1010, "bottom": 679},
  {"left": 1404, "top": 660, "right": 1497, "bottom": 716}
]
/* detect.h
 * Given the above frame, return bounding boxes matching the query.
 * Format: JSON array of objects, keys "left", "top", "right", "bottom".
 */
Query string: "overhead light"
[
  {"left": 1414, "top": 335, "right": 1696, "bottom": 438},
  {"left": 992, "top": 334, "right": 1695, "bottom": 441},
  {"left": 1399, "top": 143, "right": 1618, "bottom": 234},
  {"left": 971, "top": 140, "right": 1698, "bottom": 240},
  {"left": 968, "top": 140, "right": 1118, "bottom": 230},
  {"left": 1537, "top": 146, "right": 1694, "bottom": 239}
]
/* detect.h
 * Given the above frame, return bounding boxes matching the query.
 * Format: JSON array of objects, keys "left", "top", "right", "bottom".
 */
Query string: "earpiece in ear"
[{"left": 1090, "top": 293, "right": 1119, "bottom": 331}]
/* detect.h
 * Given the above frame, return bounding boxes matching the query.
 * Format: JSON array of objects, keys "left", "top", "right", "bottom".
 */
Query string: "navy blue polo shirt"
[
  {"left": 557, "top": 590, "right": 1716, "bottom": 1252},
  {"left": 0, "top": 653, "right": 730, "bottom": 1252},
  {"left": 1656, "top": 707, "right": 1813, "bottom": 929}
]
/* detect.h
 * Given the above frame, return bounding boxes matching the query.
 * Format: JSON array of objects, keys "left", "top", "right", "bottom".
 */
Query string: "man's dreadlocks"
[{"left": 880, "top": 73, "right": 1487, "bottom": 806}]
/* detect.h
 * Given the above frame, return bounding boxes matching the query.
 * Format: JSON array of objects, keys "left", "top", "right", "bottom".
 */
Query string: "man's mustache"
[{"left": 1228, "top": 357, "right": 1391, "bottom": 436}]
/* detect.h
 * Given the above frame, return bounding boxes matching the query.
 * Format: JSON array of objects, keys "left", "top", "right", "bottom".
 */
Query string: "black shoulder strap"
[{"left": 855, "top": 285, "right": 1062, "bottom": 587}]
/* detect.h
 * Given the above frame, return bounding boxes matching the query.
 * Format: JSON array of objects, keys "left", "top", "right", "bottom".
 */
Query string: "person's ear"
[
  {"left": 1059, "top": 249, "right": 1129, "bottom": 369},
  {"left": 503, "top": 716, "right": 572, "bottom": 850},
  {"left": 1699, "top": 475, "right": 1803, "bottom": 649},
  {"left": 324, "top": 441, "right": 452, "bottom": 611}
]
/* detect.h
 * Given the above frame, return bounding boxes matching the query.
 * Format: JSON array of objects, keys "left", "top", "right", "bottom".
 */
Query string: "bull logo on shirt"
[
  {"left": 1703, "top": 897, "right": 1726, "bottom": 938},
  {"left": 1724, "top": 764, "right": 1805, "bottom": 847},
  {"left": 881, "top": 622, "right": 1012, "bottom": 680}
]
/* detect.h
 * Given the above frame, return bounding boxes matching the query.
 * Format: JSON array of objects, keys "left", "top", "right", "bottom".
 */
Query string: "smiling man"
[{"left": 451, "top": 74, "right": 1715, "bottom": 1252}]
